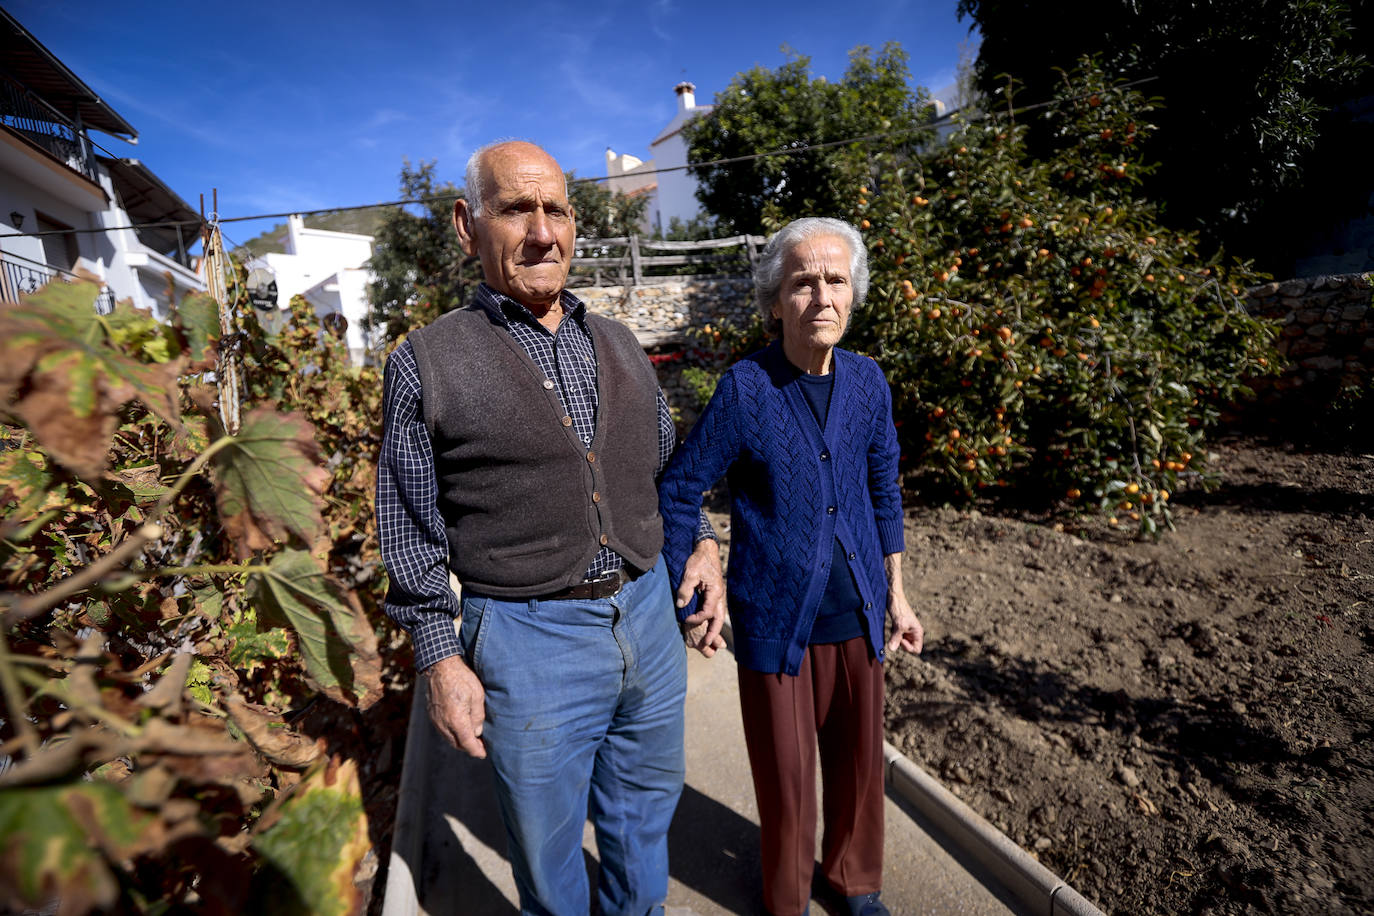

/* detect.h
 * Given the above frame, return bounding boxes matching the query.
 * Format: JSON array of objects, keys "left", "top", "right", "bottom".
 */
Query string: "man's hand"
[
  {"left": 884, "top": 552, "right": 923, "bottom": 655},
  {"left": 678, "top": 539, "right": 727, "bottom": 657},
  {"left": 424, "top": 654, "right": 487, "bottom": 758}
]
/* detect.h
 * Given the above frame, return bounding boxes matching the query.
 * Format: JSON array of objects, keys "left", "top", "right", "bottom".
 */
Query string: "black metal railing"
[
  {"left": 0, "top": 73, "right": 98, "bottom": 183},
  {"left": 1, "top": 250, "right": 115, "bottom": 313}
]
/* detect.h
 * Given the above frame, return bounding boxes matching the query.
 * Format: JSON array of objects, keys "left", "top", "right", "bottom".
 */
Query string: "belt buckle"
[{"left": 590, "top": 570, "right": 625, "bottom": 598}]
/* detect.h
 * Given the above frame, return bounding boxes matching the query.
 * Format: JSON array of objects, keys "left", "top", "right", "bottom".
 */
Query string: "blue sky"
[{"left": 9, "top": 0, "right": 978, "bottom": 245}]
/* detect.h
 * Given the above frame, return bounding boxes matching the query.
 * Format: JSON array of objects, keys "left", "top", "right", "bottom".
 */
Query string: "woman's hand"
[
  {"left": 884, "top": 553, "right": 923, "bottom": 655},
  {"left": 886, "top": 588, "right": 924, "bottom": 655},
  {"left": 679, "top": 538, "right": 727, "bottom": 657}
]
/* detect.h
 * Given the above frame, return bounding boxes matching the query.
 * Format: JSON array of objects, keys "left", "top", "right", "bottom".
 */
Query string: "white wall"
[
  {"left": 255, "top": 215, "right": 376, "bottom": 365},
  {"left": 0, "top": 153, "right": 202, "bottom": 313},
  {"left": 647, "top": 83, "right": 713, "bottom": 230}
]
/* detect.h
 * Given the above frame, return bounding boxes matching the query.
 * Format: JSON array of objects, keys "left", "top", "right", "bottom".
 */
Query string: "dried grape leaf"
[
  {"left": 0, "top": 282, "right": 184, "bottom": 479},
  {"left": 211, "top": 409, "right": 329, "bottom": 557},
  {"left": 111, "top": 464, "right": 170, "bottom": 504},
  {"left": 225, "top": 694, "right": 324, "bottom": 769},
  {"left": 0, "top": 782, "right": 159, "bottom": 914}
]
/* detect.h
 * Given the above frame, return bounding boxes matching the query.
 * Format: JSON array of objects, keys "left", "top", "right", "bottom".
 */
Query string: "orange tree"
[
  {"left": 0, "top": 274, "right": 388, "bottom": 914},
  {"left": 841, "top": 61, "right": 1280, "bottom": 534}
]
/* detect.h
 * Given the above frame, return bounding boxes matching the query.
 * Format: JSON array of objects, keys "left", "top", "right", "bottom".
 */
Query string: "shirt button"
[
  {"left": 587, "top": 451, "right": 596, "bottom": 463},
  {"left": 592, "top": 491, "right": 602, "bottom": 503},
  {"left": 827, "top": 506, "right": 836, "bottom": 515},
  {"left": 561, "top": 416, "right": 573, "bottom": 427},
  {"left": 543, "top": 379, "right": 555, "bottom": 390},
  {"left": 599, "top": 534, "right": 609, "bottom": 545}
]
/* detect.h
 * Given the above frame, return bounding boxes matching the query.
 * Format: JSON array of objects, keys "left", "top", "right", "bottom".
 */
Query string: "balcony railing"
[
  {"left": 1, "top": 249, "right": 115, "bottom": 313},
  {"left": 0, "top": 73, "right": 98, "bottom": 183}
]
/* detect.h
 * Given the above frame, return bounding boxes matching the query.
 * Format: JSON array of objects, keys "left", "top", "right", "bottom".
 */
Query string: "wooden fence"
[{"left": 569, "top": 234, "right": 767, "bottom": 287}]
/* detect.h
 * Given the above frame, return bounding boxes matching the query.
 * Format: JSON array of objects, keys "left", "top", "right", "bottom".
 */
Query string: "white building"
[
  {"left": 604, "top": 82, "right": 714, "bottom": 235},
  {"left": 249, "top": 214, "right": 376, "bottom": 366},
  {"left": 0, "top": 9, "right": 204, "bottom": 317}
]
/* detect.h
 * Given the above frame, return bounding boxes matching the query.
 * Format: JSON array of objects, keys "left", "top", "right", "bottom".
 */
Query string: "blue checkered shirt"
[{"left": 377, "top": 283, "right": 711, "bottom": 670}]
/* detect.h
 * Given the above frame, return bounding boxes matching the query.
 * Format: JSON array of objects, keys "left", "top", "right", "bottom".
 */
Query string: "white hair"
[
  {"left": 754, "top": 217, "right": 870, "bottom": 335},
  {"left": 463, "top": 139, "right": 566, "bottom": 219}
]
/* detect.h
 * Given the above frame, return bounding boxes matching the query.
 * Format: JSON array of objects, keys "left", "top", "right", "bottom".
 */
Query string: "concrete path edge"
[
  {"left": 883, "top": 744, "right": 1104, "bottom": 916},
  {"left": 380, "top": 676, "right": 429, "bottom": 916}
]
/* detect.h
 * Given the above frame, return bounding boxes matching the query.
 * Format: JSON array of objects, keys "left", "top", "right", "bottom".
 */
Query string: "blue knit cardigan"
[{"left": 660, "top": 341, "right": 906, "bottom": 675}]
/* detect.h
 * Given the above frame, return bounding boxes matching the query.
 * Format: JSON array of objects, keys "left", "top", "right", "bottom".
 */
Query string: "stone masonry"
[{"left": 1244, "top": 272, "right": 1372, "bottom": 409}]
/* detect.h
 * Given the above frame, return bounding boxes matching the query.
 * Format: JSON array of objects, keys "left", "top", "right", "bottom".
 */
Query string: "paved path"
[{"left": 385, "top": 641, "right": 1030, "bottom": 915}]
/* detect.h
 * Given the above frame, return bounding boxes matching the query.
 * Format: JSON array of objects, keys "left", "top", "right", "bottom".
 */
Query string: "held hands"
[
  {"left": 424, "top": 653, "right": 487, "bottom": 758},
  {"left": 678, "top": 538, "right": 727, "bottom": 657}
]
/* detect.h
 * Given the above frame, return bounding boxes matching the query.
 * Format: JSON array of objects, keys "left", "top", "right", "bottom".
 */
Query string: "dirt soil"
[
  {"left": 884, "top": 437, "right": 1373, "bottom": 915},
  {"left": 358, "top": 435, "right": 1371, "bottom": 916}
]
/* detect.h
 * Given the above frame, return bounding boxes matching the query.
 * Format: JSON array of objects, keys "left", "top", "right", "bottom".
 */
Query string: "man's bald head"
[
  {"left": 464, "top": 141, "right": 568, "bottom": 220},
  {"left": 453, "top": 141, "right": 576, "bottom": 309}
]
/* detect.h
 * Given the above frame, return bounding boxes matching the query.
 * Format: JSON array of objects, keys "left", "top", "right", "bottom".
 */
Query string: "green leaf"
[
  {"left": 0, "top": 448, "right": 54, "bottom": 522},
  {"left": 211, "top": 409, "right": 328, "bottom": 557},
  {"left": 0, "top": 782, "right": 156, "bottom": 913},
  {"left": 227, "top": 607, "right": 293, "bottom": 676},
  {"left": 173, "top": 293, "right": 222, "bottom": 372},
  {"left": 250, "top": 759, "right": 369, "bottom": 916},
  {"left": 186, "top": 659, "right": 216, "bottom": 706},
  {"left": 190, "top": 581, "right": 225, "bottom": 618},
  {"left": 247, "top": 550, "right": 382, "bottom": 708},
  {"left": 102, "top": 303, "right": 178, "bottom": 364}
]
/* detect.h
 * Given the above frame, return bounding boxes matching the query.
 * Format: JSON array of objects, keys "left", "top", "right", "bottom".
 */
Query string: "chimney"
[{"left": 674, "top": 81, "right": 696, "bottom": 113}]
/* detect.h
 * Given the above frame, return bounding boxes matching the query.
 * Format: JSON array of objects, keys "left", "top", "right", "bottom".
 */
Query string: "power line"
[{"left": 3, "top": 77, "right": 1158, "bottom": 242}]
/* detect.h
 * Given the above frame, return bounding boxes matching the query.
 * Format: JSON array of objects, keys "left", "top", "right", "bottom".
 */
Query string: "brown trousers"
[{"left": 737, "top": 637, "right": 885, "bottom": 916}]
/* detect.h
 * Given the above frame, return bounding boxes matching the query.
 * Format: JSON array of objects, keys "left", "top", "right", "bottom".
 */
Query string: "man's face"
[
  {"left": 456, "top": 143, "right": 575, "bottom": 308},
  {"left": 772, "top": 234, "right": 854, "bottom": 355}
]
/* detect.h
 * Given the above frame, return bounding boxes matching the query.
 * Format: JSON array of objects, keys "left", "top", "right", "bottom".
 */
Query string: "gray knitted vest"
[{"left": 407, "top": 305, "right": 663, "bottom": 597}]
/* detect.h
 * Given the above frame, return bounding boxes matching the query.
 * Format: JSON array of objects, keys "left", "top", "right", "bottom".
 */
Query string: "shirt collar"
[{"left": 473, "top": 282, "right": 587, "bottom": 333}]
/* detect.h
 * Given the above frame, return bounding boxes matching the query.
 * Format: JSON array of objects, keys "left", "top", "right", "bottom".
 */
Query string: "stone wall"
[
  {"left": 574, "top": 276, "right": 756, "bottom": 346},
  {"left": 1244, "top": 272, "right": 1372, "bottom": 409},
  {"left": 576, "top": 276, "right": 759, "bottom": 429}
]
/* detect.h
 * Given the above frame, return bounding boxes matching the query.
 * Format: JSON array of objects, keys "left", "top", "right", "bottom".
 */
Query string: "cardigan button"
[
  {"left": 820, "top": 451, "right": 830, "bottom": 460},
  {"left": 592, "top": 491, "right": 601, "bottom": 503},
  {"left": 561, "top": 416, "right": 573, "bottom": 427},
  {"left": 848, "top": 552, "right": 856, "bottom": 560},
  {"left": 599, "top": 534, "right": 609, "bottom": 545},
  {"left": 826, "top": 506, "right": 836, "bottom": 515},
  {"left": 865, "top": 602, "right": 872, "bottom": 609},
  {"left": 542, "top": 379, "right": 555, "bottom": 389},
  {"left": 587, "top": 451, "right": 596, "bottom": 463}
]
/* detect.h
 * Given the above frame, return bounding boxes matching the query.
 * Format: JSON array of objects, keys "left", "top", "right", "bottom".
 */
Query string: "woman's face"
[{"left": 772, "top": 234, "right": 854, "bottom": 357}]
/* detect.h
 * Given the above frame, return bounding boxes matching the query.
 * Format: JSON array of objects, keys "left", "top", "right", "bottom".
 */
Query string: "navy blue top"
[
  {"left": 794, "top": 370, "right": 866, "bottom": 645},
  {"left": 660, "top": 341, "right": 906, "bottom": 675}
]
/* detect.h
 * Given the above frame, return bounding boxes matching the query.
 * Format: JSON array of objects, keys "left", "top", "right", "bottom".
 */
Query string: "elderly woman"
[{"left": 660, "top": 217, "right": 922, "bottom": 916}]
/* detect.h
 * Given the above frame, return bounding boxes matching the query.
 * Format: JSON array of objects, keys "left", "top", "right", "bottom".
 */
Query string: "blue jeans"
[{"left": 459, "top": 557, "right": 687, "bottom": 916}]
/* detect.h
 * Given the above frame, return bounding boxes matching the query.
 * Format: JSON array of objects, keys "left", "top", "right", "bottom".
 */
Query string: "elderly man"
[{"left": 376, "top": 140, "right": 725, "bottom": 916}]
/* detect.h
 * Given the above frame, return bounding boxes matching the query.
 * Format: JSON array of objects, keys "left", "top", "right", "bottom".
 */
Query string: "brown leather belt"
[{"left": 541, "top": 567, "right": 639, "bottom": 601}]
